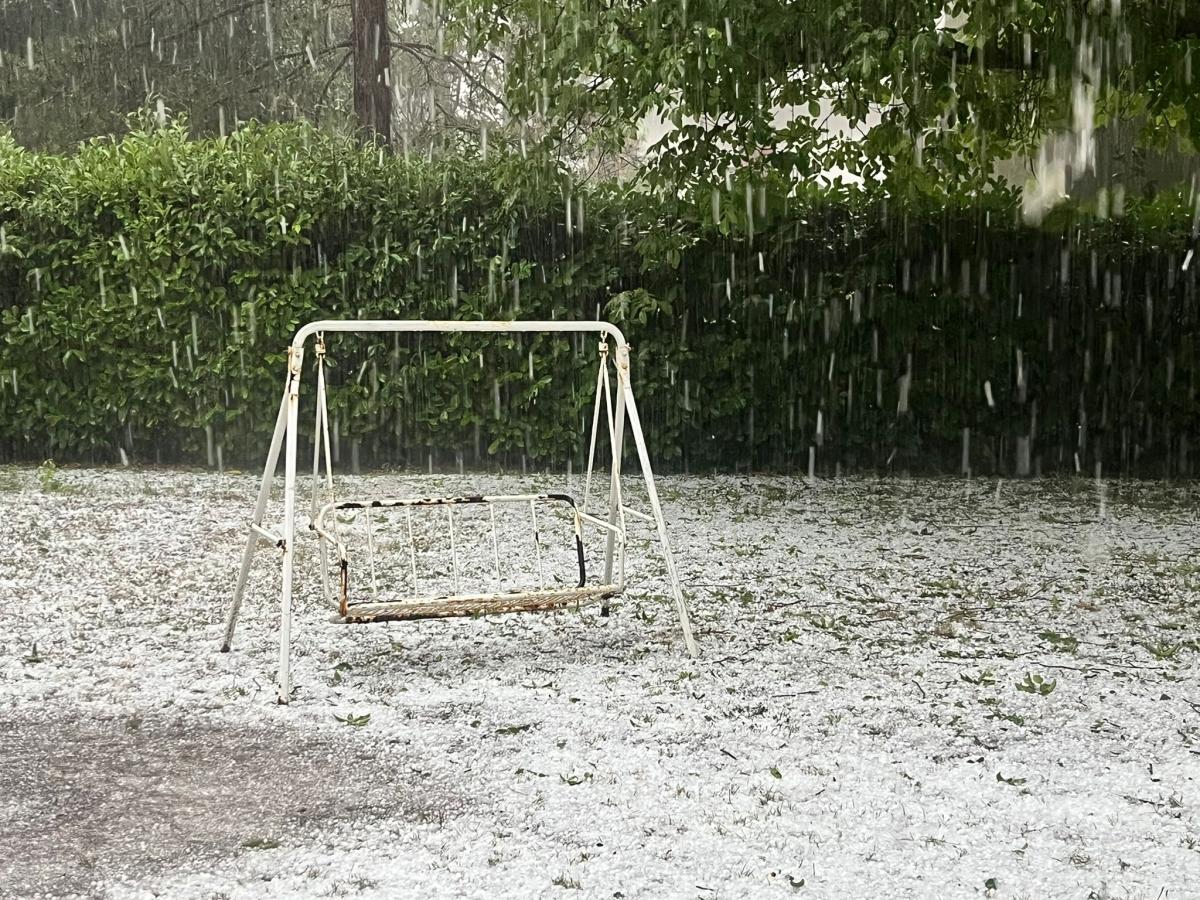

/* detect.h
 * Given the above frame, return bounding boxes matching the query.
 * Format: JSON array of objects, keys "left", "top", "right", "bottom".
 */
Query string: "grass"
[
  {"left": 36, "top": 459, "right": 71, "bottom": 493},
  {"left": 1143, "top": 640, "right": 1184, "bottom": 661},
  {"left": 241, "top": 837, "right": 281, "bottom": 851},
  {"left": 1171, "top": 560, "right": 1200, "bottom": 578},
  {"left": 1038, "top": 630, "right": 1079, "bottom": 653}
]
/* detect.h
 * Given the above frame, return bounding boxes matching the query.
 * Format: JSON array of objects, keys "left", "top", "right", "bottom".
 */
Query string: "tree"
[
  {"left": 351, "top": 0, "right": 392, "bottom": 143},
  {"left": 0, "top": 0, "right": 348, "bottom": 149},
  {"left": 0, "top": 1, "right": 505, "bottom": 152},
  {"left": 448, "top": 0, "right": 1200, "bottom": 199}
]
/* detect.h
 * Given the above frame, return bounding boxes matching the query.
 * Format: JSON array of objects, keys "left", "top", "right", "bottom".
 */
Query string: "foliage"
[
  {"left": 0, "top": 1, "right": 341, "bottom": 149},
  {"left": 451, "top": 0, "right": 1200, "bottom": 197},
  {"left": 0, "top": 1, "right": 503, "bottom": 153},
  {"left": 35, "top": 458, "right": 65, "bottom": 493},
  {"left": 0, "top": 120, "right": 1197, "bottom": 475},
  {"left": 1016, "top": 672, "right": 1057, "bottom": 695},
  {"left": 0, "top": 119, "right": 649, "bottom": 467}
]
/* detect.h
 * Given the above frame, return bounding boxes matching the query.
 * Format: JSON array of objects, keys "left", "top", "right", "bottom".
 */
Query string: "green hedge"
[{"left": 1, "top": 122, "right": 1198, "bottom": 475}]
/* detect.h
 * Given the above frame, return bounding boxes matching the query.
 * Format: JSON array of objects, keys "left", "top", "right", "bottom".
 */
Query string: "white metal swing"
[{"left": 220, "top": 320, "right": 698, "bottom": 703}]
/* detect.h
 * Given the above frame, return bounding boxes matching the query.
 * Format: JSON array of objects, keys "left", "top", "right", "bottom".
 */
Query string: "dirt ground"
[{"left": 0, "top": 715, "right": 462, "bottom": 899}]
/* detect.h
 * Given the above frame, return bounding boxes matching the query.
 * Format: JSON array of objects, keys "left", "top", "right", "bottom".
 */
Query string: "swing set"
[{"left": 220, "top": 320, "right": 697, "bottom": 703}]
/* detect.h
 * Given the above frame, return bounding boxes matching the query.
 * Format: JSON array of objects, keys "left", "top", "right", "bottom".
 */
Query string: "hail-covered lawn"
[{"left": 2, "top": 465, "right": 1198, "bottom": 899}]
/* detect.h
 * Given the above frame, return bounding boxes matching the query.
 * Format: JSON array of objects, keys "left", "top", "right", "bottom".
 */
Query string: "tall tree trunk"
[{"left": 351, "top": 0, "right": 391, "bottom": 144}]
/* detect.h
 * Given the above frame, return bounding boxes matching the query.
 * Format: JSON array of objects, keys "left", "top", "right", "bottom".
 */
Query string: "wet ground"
[{"left": 0, "top": 715, "right": 461, "bottom": 899}]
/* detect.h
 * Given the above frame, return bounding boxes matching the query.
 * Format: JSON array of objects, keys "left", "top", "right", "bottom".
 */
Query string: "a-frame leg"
[
  {"left": 602, "top": 360, "right": 626, "bottom": 615},
  {"left": 221, "top": 345, "right": 307, "bottom": 705},
  {"left": 276, "top": 346, "right": 305, "bottom": 703},
  {"left": 221, "top": 380, "right": 291, "bottom": 653},
  {"left": 310, "top": 351, "right": 334, "bottom": 608},
  {"left": 613, "top": 348, "right": 698, "bottom": 658}
]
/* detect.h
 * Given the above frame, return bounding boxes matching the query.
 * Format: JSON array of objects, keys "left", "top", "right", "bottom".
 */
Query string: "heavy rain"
[{"left": 0, "top": 2, "right": 1197, "bottom": 897}]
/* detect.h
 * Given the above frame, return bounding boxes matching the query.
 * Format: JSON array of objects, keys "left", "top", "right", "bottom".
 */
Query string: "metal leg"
[
  {"left": 616, "top": 350, "right": 698, "bottom": 658},
  {"left": 317, "top": 356, "right": 339, "bottom": 608},
  {"left": 277, "top": 347, "right": 304, "bottom": 704},
  {"left": 582, "top": 345, "right": 608, "bottom": 515},
  {"left": 602, "top": 369, "right": 626, "bottom": 616},
  {"left": 603, "top": 370, "right": 625, "bottom": 579},
  {"left": 222, "top": 383, "right": 290, "bottom": 652},
  {"left": 311, "top": 356, "right": 330, "bottom": 607}
]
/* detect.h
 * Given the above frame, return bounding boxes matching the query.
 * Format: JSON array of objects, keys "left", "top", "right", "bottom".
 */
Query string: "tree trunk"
[{"left": 351, "top": 0, "right": 391, "bottom": 144}]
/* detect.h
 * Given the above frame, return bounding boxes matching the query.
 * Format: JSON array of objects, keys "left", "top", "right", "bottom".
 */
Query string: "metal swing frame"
[{"left": 220, "top": 320, "right": 698, "bottom": 703}]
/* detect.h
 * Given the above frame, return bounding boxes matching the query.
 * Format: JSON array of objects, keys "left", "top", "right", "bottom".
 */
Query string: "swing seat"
[
  {"left": 334, "top": 584, "right": 619, "bottom": 623},
  {"left": 313, "top": 492, "right": 626, "bottom": 623}
]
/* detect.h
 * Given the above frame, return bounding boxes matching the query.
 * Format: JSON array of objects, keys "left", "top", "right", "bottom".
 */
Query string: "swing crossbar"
[{"left": 315, "top": 492, "right": 624, "bottom": 622}]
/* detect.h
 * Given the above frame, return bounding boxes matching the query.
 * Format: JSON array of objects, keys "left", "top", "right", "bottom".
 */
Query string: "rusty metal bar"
[
  {"left": 337, "top": 584, "right": 618, "bottom": 624},
  {"left": 315, "top": 494, "right": 598, "bottom": 544},
  {"left": 447, "top": 505, "right": 460, "bottom": 595},
  {"left": 489, "top": 504, "right": 501, "bottom": 585},
  {"left": 326, "top": 492, "right": 595, "bottom": 510}
]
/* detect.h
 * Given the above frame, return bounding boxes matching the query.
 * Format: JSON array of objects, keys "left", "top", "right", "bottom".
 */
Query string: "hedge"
[{"left": 1, "top": 121, "right": 1197, "bottom": 475}]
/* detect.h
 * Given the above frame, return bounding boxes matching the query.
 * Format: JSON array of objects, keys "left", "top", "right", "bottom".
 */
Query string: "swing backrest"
[{"left": 313, "top": 492, "right": 625, "bottom": 621}]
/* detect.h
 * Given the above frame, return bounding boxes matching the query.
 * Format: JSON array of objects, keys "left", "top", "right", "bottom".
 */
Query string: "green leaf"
[{"left": 1016, "top": 673, "right": 1056, "bottom": 696}]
